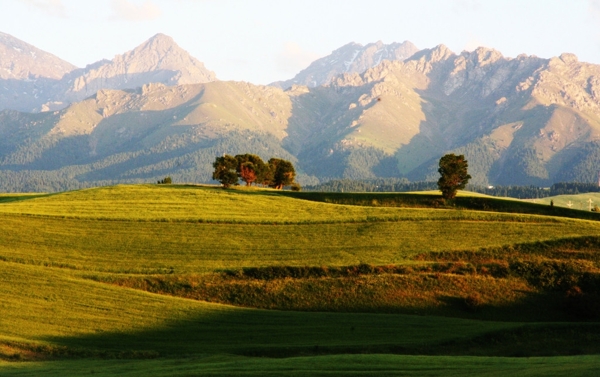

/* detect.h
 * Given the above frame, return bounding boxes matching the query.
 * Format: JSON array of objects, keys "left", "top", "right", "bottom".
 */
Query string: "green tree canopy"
[
  {"left": 234, "top": 154, "right": 267, "bottom": 186},
  {"left": 212, "top": 155, "right": 239, "bottom": 188},
  {"left": 212, "top": 154, "right": 296, "bottom": 189},
  {"left": 437, "top": 153, "right": 471, "bottom": 199},
  {"left": 268, "top": 158, "right": 296, "bottom": 189}
]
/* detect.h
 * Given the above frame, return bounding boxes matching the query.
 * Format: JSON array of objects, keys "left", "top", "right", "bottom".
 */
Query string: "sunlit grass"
[
  {"left": 0, "top": 212, "right": 598, "bottom": 273},
  {"left": 2, "top": 184, "right": 600, "bottom": 375},
  {"left": 1, "top": 185, "right": 599, "bottom": 273},
  {"left": 535, "top": 192, "right": 600, "bottom": 210},
  {"left": 0, "top": 184, "right": 568, "bottom": 223}
]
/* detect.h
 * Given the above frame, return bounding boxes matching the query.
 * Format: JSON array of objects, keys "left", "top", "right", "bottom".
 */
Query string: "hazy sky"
[{"left": 2, "top": 0, "right": 599, "bottom": 84}]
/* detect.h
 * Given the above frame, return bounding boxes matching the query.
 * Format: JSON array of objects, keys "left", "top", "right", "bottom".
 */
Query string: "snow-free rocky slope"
[
  {"left": 0, "top": 32, "right": 76, "bottom": 112},
  {"left": 271, "top": 40, "right": 419, "bottom": 89},
  {"left": 0, "top": 33, "right": 216, "bottom": 113},
  {"left": 2, "top": 35, "right": 600, "bottom": 190}
]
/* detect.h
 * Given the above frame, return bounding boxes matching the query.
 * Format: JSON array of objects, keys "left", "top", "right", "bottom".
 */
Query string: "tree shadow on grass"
[{"left": 433, "top": 291, "right": 568, "bottom": 323}]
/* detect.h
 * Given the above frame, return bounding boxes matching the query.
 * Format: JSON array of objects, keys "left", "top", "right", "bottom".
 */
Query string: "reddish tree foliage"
[{"left": 240, "top": 163, "right": 257, "bottom": 186}]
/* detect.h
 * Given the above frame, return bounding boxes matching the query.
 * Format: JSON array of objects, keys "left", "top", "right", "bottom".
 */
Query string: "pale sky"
[{"left": 2, "top": 0, "right": 599, "bottom": 84}]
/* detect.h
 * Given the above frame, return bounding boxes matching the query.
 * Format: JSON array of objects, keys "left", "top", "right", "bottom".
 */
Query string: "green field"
[
  {"left": 534, "top": 192, "right": 600, "bottom": 211},
  {"left": 1, "top": 185, "right": 600, "bottom": 376}
]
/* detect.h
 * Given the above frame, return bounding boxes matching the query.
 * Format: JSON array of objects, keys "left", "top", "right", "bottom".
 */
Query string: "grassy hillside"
[
  {"left": 533, "top": 192, "right": 600, "bottom": 211},
  {"left": 2, "top": 262, "right": 518, "bottom": 356},
  {"left": 2, "top": 184, "right": 600, "bottom": 375},
  {"left": 0, "top": 185, "right": 599, "bottom": 273}
]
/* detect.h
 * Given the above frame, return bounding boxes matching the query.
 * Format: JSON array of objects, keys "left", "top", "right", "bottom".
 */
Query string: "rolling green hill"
[
  {"left": 0, "top": 185, "right": 598, "bottom": 273},
  {"left": 2, "top": 185, "right": 600, "bottom": 376},
  {"left": 532, "top": 192, "right": 600, "bottom": 211}
]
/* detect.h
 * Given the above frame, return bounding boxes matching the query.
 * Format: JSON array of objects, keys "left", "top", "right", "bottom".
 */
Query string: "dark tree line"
[
  {"left": 468, "top": 185, "right": 551, "bottom": 199},
  {"left": 212, "top": 154, "right": 298, "bottom": 189},
  {"left": 548, "top": 182, "right": 600, "bottom": 195},
  {"left": 306, "top": 178, "right": 600, "bottom": 200},
  {"left": 469, "top": 183, "right": 600, "bottom": 199},
  {"left": 304, "top": 178, "right": 438, "bottom": 193}
]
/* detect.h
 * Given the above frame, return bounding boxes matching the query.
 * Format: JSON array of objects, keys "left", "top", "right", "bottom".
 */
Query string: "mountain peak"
[
  {"left": 430, "top": 44, "right": 454, "bottom": 60},
  {"left": 114, "top": 34, "right": 216, "bottom": 83},
  {"left": 136, "top": 33, "right": 177, "bottom": 53},
  {"left": 463, "top": 47, "right": 504, "bottom": 66},
  {"left": 406, "top": 44, "right": 455, "bottom": 74},
  {"left": 55, "top": 33, "right": 216, "bottom": 104},
  {"left": 0, "top": 32, "right": 76, "bottom": 80},
  {"left": 128, "top": 33, "right": 181, "bottom": 58},
  {"left": 271, "top": 40, "right": 419, "bottom": 89},
  {"left": 149, "top": 32, "right": 172, "bottom": 41}
]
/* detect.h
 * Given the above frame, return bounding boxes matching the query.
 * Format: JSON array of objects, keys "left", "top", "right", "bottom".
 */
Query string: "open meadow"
[{"left": 1, "top": 184, "right": 600, "bottom": 375}]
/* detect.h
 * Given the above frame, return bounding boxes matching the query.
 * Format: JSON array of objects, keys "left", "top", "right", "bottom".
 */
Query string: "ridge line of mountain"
[{"left": 2, "top": 32, "right": 600, "bottom": 191}]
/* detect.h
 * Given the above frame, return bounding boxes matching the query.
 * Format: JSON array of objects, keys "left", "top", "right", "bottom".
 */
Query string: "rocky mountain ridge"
[
  {"left": 0, "top": 32, "right": 76, "bottom": 80},
  {"left": 281, "top": 44, "right": 600, "bottom": 185},
  {"left": 54, "top": 33, "right": 216, "bottom": 109},
  {"left": 2, "top": 34, "right": 600, "bottom": 191},
  {"left": 0, "top": 33, "right": 216, "bottom": 113},
  {"left": 0, "top": 32, "right": 77, "bottom": 113},
  {"left": 271, "top": 40, "right": 419, "bottom": 89}
]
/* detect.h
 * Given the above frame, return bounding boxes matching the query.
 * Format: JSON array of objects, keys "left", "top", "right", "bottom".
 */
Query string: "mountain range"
[
  {"left": 0, "top": 33, "right": 216, "bottom": 113},
  {"left": 1, "top": 32, "right": 600, "bottom": 192},
  {"left": 270, "top": 40, "right": 419, "bottom": 89}
]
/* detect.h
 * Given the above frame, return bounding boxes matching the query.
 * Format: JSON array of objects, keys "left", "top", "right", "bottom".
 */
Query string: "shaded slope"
[
  {"left": 0, "top": 32, "right": 75, "bottom": 80},
  {"left": 0, "top": 32, "right": 77, "bottom": 112},
  {"left": 0, "top": 261, "right": 522, "bottom": 358},
  {"left": 0, "top": 81, "right": 296, "bottom": 191},
  {"left": 3, "top": 355, "right": 600, "bottom": 377}
]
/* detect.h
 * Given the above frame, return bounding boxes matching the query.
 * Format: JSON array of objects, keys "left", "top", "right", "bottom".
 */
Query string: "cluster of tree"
[
  {"left": 548, "top": 182, "right": 600, "bottom": 195},
  {"left": 304, "top": 178, "right": 438, "bottom": 193},
  {"left": 299, "top": 145, "right": 399, "bottom": 179},
  {"left": 554, "top": 141, "right": 600, "bottom": 183},
  {"left": 468, "top": 182, "right": 600, "bottom": 199},
  {"left": 212, "top": 154, "right": 298, "bottom": 189},
  {"left": 157, "top": 177, "right": 172, "bottom": 184},
  {"left": 494, "top": 146, "right": 549, "bottom": 186},
  {"left": 468, "top": 185, "right": 550, "bottom": 199},
  {"left": 450, "top": 138, "right": 497, "bottom": 186}
]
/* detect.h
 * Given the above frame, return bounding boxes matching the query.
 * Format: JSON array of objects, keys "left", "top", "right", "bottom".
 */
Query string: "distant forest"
[{"left": 305, "top": 179, "right": 600, "bottom": 199}]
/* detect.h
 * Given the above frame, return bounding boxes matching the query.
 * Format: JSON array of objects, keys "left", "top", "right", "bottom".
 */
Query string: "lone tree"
[
  {"left": 212, "top": 155, "right": 239, "bottom": 188},
  {"left": 437, "top": 153, "right": 471, "bottom": 199}
]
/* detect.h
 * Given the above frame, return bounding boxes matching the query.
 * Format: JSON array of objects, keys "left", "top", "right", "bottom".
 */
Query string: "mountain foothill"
[{"left": 1, "top": 31, "right": 600, "bottom": 192}]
